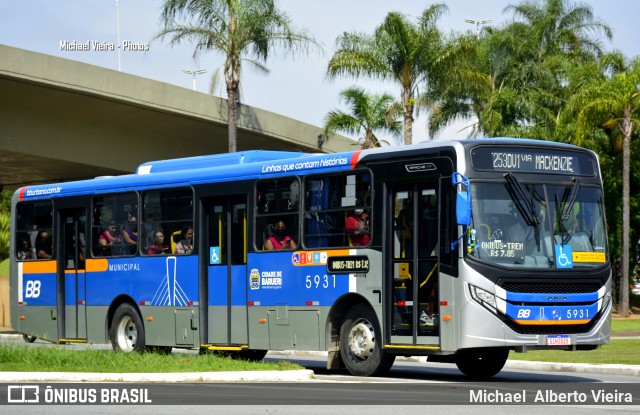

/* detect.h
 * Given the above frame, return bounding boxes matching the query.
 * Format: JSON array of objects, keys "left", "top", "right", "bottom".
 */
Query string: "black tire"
[
  {"left": 111, "top": 303, "right": 145, "bottom": 353},
  {"left": 455, "top": 347, "right": 509, "bottom": 378},
  {"left": 200, "top": 349, "right": 268, "bottom": 361},
  {"left": 238, "top": 349, "right": 268, "bottom": 361},
  {"left": 145, "top": 346, "right": 172, "bottom": 355},
  {"left": 22, "top": 334, "right": 36, "bottom": 343},
  {"left": 339, "top": 303, "right": 395, "bottom": 376}
]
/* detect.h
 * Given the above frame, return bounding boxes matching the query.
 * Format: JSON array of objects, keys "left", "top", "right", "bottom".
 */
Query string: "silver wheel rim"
[
  {"left": 115, "top": 315, "right": 137, "bottom": 351},
  {"left": 347, "top": 319, "right": 375, "bottom": 360}
]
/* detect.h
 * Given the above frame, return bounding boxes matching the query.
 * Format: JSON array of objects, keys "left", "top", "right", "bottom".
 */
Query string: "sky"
[{"left": 1, "top": 0, "right": 638, "bottom": 144}]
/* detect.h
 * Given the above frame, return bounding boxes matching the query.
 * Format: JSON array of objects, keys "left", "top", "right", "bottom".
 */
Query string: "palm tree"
[
  {"left": 323, "top": 87, "right": 402, "bottom": 149},
  {"left": 326, "top": 4, "right": 452, "bottom": 145},
  {"left": 158, "top": 0, "right": 318, "bottom": 153},
  {"left": 501, "top": 0, "right": 613, "bottom": 138},
  {"left": 429, "top": 0, "right": 614, "bottom": 140},
  {"left": 504, "top": 0, "right": 612, "bottom": 63},
  {"left": 571, "top": 52, "right": 640, "bottom": 317},
  {"left": 427, "top": 27, "right": 527, "bottom": 138}
]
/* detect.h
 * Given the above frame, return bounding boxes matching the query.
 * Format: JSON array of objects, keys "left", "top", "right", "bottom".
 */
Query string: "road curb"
[
  {"left": 504, "top": 360, "right": 640, "bottom": 377},
  {"left": 0, "top": 370, "right": 315, "bottom": 382}
]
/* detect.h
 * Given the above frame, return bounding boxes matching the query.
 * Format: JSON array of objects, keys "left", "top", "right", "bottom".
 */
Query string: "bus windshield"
[{"left": 468, "top": 180, "right": 607, "bottom": 269}]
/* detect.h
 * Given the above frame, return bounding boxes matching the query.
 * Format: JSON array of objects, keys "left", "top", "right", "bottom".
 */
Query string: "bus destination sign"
[
  {"left": 327, "top": 256, "right": 370, "bottom": 274},
  {"left": 471, "top": 147, "right": 595, "bottom": 176}
]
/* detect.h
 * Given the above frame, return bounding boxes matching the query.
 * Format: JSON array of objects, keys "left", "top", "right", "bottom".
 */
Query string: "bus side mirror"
[
  {"left": 452, "top": 172, "right": 471, "bottom": 226},
  {"left": 451, "top": 172, "right": 471, "bottom": 250},
  {"left": 456, "top": 190, "right": 471, "bottom": 226}
]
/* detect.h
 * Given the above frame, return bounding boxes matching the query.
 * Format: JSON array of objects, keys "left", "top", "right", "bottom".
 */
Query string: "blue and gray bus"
[{"left": 10, "top": 138, "right": 611, "bottom": 377}]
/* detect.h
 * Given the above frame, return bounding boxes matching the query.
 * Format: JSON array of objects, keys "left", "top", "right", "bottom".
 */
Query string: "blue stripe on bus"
[
  {"left": 20, "top": 151, "right": 362, "bottom": 200},
  {"left": 504, "top": 291, "right": 599, "bottom": 303},
  {"left": 505, "top": 302, "right": 599, "bottom": 324},
  {"left": 86, "top": 256, "right": 199, "bottom": 306},
  {"left": 21, "top": 273, "right": 56, "bottom": 306},
  {"left": 246, "top": 252, "right": 350, "bottom": 307}
]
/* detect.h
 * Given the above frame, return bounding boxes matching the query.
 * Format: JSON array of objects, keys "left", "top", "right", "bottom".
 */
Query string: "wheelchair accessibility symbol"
[
  {"left": 210, "top": 246, "right": 221, "bottom": 265},
  {"left": 554, "top": 244, "right": 573, "bottom": 269}
]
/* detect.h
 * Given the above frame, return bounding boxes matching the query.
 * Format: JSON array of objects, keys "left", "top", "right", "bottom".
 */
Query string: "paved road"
[
  {"left": 1, "top": 334, "right": 638, "bottom": 414},
  {"left": 0, "top": 333, "right": 638, "bottom": 381}
]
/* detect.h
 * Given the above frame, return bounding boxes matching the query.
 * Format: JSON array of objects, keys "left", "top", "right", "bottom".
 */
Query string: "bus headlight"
[
  {"left": 598, "top": 284, "right": 612, "bottom": 313},
  {"left": 469, "top": 285, "right": 497, "bottom": 313}
]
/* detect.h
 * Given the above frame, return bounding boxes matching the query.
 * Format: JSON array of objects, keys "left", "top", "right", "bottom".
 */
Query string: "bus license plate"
[{"left": 546, "top": 335, "right": 571, "bottom": 346}]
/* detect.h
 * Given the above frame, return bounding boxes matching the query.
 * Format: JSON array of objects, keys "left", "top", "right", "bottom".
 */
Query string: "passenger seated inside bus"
[
  {"left": 345, "top": 209, "right": 370, "bottom": 246},
  {"left": 146, "top": 230, "right": 170, "bottom": 255},
  {"left": 99, "top": 222, "right": 122, "bottom": 256},
  {"left": 35, "top": 230, "right": 53, "bottom": 259},
  {"left": 17, "top": 238, "right": 33, "bottom": 260},
  {"left": 121, "top": 215, "right": 138, "bottom": 254},
  {"left": 174, "top": 224, "right": 194, "bottom": 254},
  {"left": 264, "top": 220, "right": 296, "bottom": 250}
]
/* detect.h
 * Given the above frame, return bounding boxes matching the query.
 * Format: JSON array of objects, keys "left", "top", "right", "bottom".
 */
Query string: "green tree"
[
  {"left": 504, "top": 0, "right": 612, "bottom": 63},
  {"left": 570, "top": 52, "right": 640, "bottom": 316},
  {"left": 327, "top": 4, "right": 452, "bottom": 145},
  {"left": 323, "top": 87, "right": 402, "bottom": 149},
  {"left": 158, "top": 0, "right": 319, "bottom": 152},
  {"left": 429, "top": 0, "right": 613, "bottom": 140},
  {"left": 427, "top": 27, "right": 526, "bottom": 138},
  {"left": 503, "top": 0, "right": 613, "bottom": 138},
  {"left": 0, "top": 212, "right": 9, "bottom": 261},
  {"left": 0, "top": 190, "right": 11, "bottom": 215}
]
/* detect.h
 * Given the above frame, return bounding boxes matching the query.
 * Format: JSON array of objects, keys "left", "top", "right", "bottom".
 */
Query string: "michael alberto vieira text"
[{"left": 470, "top": 388, "right": 633, "bottom": 404}]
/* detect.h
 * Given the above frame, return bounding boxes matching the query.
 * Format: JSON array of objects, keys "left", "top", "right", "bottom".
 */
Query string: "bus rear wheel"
[
  {"left": 111, "top": 303, "right": 145, "bottom": 353},
  {"left": 455, "top": 347, "right": 509, "bottom": 378},
  {"left": 339, "top": 304, "right": 395, "bottom": 376},
  {"left": 22, "top": 334, "right": 37, "bottom": 343},
  {"left": 238, "top": 349, "right": 268, "bottom": 361}
]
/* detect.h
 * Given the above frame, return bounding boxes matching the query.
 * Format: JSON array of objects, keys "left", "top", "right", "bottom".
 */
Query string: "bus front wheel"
[
  {"left": 455, "top": 347, "right": 509, "bottom": 378},
  {"left": 111, "top": 303, "right": 145, "bottom": 353},
  {"left": 339, "top": 304, "right": 395, "bottom": 376}
]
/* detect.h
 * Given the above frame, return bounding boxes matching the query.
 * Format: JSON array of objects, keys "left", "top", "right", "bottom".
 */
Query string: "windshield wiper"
[
  {"left": 561, "top": 177, "right": 582, "bottom": 221},
  {"left": 504, "top": 173, "right": 540, "bottom": 227}
]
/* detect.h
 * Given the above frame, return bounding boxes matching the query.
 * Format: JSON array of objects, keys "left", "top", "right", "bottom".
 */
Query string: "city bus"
[{"left": 10, "top": 138, "right": 611, "bottom": 378}]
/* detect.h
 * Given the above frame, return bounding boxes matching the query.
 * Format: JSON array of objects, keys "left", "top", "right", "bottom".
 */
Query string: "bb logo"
[
  {"left": 24, "top": 280, "right": 41, "bottom": 299},
  {"left": 517, "top": 309, "right": 531, "bottom": 319}
]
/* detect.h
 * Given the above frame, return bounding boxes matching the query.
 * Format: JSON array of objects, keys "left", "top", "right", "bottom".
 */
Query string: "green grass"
[
  {"left": 0, "top": 259, "right": 8, "bottom": 279},
  {"left": 509, "top": 338, "right": 640, "bottom": 365},
  {"left": 0, "top": 345, "right": 302, "bottom": 373},
  {"left": 611, "top": 318, "right": 640, "bottom": 333}
]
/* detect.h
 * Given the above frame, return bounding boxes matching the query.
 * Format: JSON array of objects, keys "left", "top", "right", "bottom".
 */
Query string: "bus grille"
[{"left": 500, "top": 281, "right": 601, "bottom": 294}]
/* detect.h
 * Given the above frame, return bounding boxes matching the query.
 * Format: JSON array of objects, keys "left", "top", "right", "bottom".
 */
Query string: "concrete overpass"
[{"left": 0, "top": 45, "right": 353, "bottom": 190}]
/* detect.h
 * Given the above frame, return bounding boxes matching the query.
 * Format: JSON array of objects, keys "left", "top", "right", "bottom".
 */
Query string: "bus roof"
[{"left": 15, "top": 138, "right": 589, "bottom": 202}]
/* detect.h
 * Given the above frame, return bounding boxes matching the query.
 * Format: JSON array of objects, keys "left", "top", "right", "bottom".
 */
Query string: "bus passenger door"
[
  {"left": 389, "top": 185, "right": 440, "bottom": 345},
  {"left": 59, "top": 208, "right": 87, "bottom": 340},
  {"left": 204, "top": 196, "right": 248, "bottom": 346}
]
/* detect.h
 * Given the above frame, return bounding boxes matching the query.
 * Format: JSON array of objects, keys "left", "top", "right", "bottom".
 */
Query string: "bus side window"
[
  {"left": 92, "top": 192, "right": 138, "bottom": 258},
  {"left": 303, "top": 171, "right": 372, "bottom": 249},
  {"left": 15, "top": 201, "right": 53, "bottom": 261},
  {"left": 255, "top": 178, "right": 299, "bottom": 251},
  {"left": 141, "top": 188, "right": 193, "bottom": 256}
]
